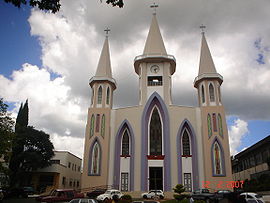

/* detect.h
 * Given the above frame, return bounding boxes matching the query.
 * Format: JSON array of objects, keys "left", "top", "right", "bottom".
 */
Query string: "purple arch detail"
[
  {"left": 113, "top": 119, "right": 135, "bottom": 191},
  {"left": 177, "top": 119, "right": 199, "bottom": 190},
  {"left": 211, "top": 136, "right": 226, "bottom": 176},
  {"left": 141, "top": 92, "right": 171, "bottom": 191},
  {"left": 88, "top": 137, "right": 102, "bottom": 176}
]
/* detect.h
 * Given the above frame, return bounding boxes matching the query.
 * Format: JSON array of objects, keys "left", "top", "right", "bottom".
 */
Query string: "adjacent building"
[
  {"left": 231, "top": 135, "right": 270, "bottom": 181},
  {"left": 82, "top": 13, "right": 233, "bottom": 192},
  {"left": 31, "top": 151, "right": 82, "bottom": 193}
]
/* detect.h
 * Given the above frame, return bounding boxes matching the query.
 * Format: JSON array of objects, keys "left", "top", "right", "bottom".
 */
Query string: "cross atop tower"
[
  {"left": 150, "top": 3, "right": 158, "bottom": 15},
  {"left": 104, "top": 27, "right": 111, "bottom": 37},
  {"left": 200, "top": 24, "right": 206, "bottom": 34}
]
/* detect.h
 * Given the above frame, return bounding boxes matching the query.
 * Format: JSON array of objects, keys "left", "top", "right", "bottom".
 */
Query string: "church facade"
[{"left": 81, "top": 14, "right": 233, "bottom": 192}]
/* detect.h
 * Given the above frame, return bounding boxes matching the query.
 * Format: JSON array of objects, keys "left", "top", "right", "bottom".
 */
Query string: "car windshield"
[
  {"left": 105, "top": 191, "right": 111, "bottom": 194},
  {"left": 255, "top": 194, "right": 262, "bottom": 198}
]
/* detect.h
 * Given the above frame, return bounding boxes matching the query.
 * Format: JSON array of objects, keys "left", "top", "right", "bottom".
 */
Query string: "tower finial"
[
  {"left": 104, "top": 27, "right": 111, "bottom": 38},
  {"left": 150, "top": 2, "right": 158, "bottom": 15},
  {"left": 200, "top": 24, "right": 206, "bottom": 34}
]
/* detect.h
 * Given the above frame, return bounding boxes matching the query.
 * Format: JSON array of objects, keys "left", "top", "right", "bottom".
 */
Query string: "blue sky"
[{"left": 0, "top": 0, "right": 269, "bottom": 157}]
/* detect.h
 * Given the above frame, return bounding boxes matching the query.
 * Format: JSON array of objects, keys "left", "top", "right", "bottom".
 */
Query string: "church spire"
[
  {"left": 89, "top": 33, "right": 116, "bottom": 90},
  {"left": 143, "top": 14, "right": 167, "bottom": 55}
]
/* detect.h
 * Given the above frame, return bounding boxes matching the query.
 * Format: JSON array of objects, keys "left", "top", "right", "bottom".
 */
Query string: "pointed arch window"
[
  {"left": 212, "top": 113, "right": 217, "bottom": 132},
  {"left": 150, "top": 108, "right": 162, "bottom": 155},
  {"left": 212, "top": 141, "right": 223, "bottom": 175},
  {"left": 106, "top": 87, "right": 110, "bottom": 105},
  {"left": 218, "top": 86, "right": 221, "bottom": 103},
  {"left": 90, "top": 141, "right": 101, "bottom": 175},
  {"left": 218, "top": 114, "right": 223, "bottom": 137},
  {"left": 209, "top": 83, "right": 215, "bottom": 102},
  {"left": 201, "top": 85, "right": 205, "bottom": 103},
  {"left": 182, "top": 129, "right": 190, "bottom": 156},
  {"left": 97, "top": 86, "right": 102, "bottom": 104},
  {"left": 121, "top": 129, "right": 130, "bottom": 156},
  {"left": 96, "top": 114, "right": 100, "bottom": 132},
  {"left": 101, "top": 114, "right": 105, "bottom": 138},
  {"left": 90, "top": 114, "right": 95, "bottom": 138},
  {"left": 207, "top": 114, "right": 212, "bottom": 138}
]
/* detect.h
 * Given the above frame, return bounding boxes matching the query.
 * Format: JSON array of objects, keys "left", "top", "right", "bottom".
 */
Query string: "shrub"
[
  {"left": 121, "top": 194, "right": 132, "bottom": 201},
  {"left": 173, "top": 184, "right": 187, "bottom": 201}
]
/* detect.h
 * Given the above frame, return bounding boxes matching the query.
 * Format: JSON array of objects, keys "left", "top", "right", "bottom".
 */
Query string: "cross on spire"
[
  {"left": 200, "top": 24, "right": 206, "bottom": 34},
  {"left": 104, "top": 27, "right": 111, "bottom": 37},
  {"left": 150, "top": 2, "right": 158, "bottom": 15}
]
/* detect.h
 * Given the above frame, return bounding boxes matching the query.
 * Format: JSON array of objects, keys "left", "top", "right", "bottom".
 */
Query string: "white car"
[
  {"left": 69, "top": 199, "right": 98, "bottom": 203},
  {"left": 141, "top": 190, "right": 164, "bottom": 199},
  {"left": 96, "top": 189, "right": 123, "bottom": 201},
  {"left": 240, "top": 192, "right": 265, "bottom": 203}
]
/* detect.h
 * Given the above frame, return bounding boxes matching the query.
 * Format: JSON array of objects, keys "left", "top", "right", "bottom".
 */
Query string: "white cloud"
[{"left": 228, "top": 118, "right": 249, "bottom": 155}]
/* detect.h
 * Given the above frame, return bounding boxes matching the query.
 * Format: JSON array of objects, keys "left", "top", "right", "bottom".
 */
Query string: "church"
[{"left": 81, "top": 13, "right": 233, "bottom": 193}]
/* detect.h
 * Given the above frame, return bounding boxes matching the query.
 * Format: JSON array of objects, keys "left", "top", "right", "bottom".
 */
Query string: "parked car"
[
  {"left": 141, "top": 190, "right": 164, "bottom": 199},
  {"left": 37, "top": 189, "right": 84, "bottom": 202},
  {"left": 23, "top": 186, "right": 35, "bottom": 195},
  {"left": 240, "top": 192, "right": 265, "bottom": 203},
  {"left": 214, "top": 190, "right": 233, "bottom": 200},
  {"left": 3, "top": 187, "right": 28, "bottom": 198},
  {"left": 190, "top": 189, "right": 215, "bottom": 203},
  {"left": 96, "top": 189, "right": 123, "bottom": 201},
  {"left": 87, "top": 189, "right": 107, "bottom": 199},
  {"left": 69, "top": 198, "right": 98, "bottom": 203}
]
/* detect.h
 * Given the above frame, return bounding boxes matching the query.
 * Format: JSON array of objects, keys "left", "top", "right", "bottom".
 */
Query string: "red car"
[{"left": 38, "top": 189, "right": 84, "bottom": 202}]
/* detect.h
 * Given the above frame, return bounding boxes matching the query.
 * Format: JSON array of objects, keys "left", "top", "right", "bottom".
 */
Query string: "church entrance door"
[{"left": 149, "top": 167, "right": 163, "bottom": 190}]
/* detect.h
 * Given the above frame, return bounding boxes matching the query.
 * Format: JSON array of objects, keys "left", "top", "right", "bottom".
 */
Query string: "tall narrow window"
[
  {"left": 207, "top": 114, "right": 212, "bottom": 138},
  {"left": 96, "top": 114, "right": 100, "bottom": 132},
  {"left": 150, "top": 108, "right": 162, "bottom": 155},
  {"left": 212, "top": 113, "right": 217, "bottom": 132},
  {"left": 106, "top": 87, "right": 110, "bottom": 105},
  {"left": 218, "top": 86, "right": 221, "bottom": 103},
  {"left": 218, "top": 114, "right": 223, "bottom": 137},
  {"left": 183, "top": 173, "right": 192, "bottom": 192},
  {"left": 90, "top": 114, "right": 95, "bottom": 138},
  {"left": 213, "top": 142, "right": 222, "bottom": 175},
  {"left": 201, "top": 85, "right": 205, "bottom": 103},
  {"left": 91, "top": 142, "right": 101, "bottom": 175},
  {"left": 182, "top": 130, "right": 190, "bottom": 156},
  {"left": 97, "top": 86, "right": 102, "bottom": 104},
  {"left": 101, "top": 114, "right": 105, "bottom": 138},
  {"left": 122, "top": 130, "right": 129, "bottom": 156},
  {"left": 121, "top": 173, "right": 129, "bottom": 191},
  {"left": 209, "top": 83, "right": 215, "bottom": 102}
]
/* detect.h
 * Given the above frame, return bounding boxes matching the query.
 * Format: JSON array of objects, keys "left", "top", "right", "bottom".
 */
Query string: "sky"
[{"left": 0, "top": 0, "right": 270, "bottom": 158}]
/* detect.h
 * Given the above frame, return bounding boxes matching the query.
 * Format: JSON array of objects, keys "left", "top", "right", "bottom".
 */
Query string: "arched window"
[
  {"left": 182, "top": 129, "right": 190, "bottom": 156},
  {"left": 150, "top": 108, "right": 162, "bottom": 155},
  {"left": 218, "top": 86, "right": 221, "bottom": 103},
  {"left": 106, "top": 87, "right": 110, "bottom": 105},
  {"left": 121, "top": 129, "right": 129, "bottom": 156},
  {"left": 90, "top": 114, "right": 95, "bottom": 138},
  {"left": 97, "top": 86, "right": 102, "bottom": 104},
  {"left": 90, "top": 142, "right": 101, "bottom": 175},
  {"left": 218, "top": 114, "right": 223, "bottom": 137},
  {"left": 207, "top": 114, "right": 212, "bottom": 138},
  {"left": 101, "top": 114, "right": 105, "bottom": 138},
  {"left": 201, "top": 85, "right": 205, "bottom": 103},
  {"left": 96, "top": 114, "right": 100, "bottom": 132},
  {"left": 209, "top": 83, "right": 215, "bottom": 102},
  {"left": 213, "top": 142, "right": 222, "bottom": 175}
]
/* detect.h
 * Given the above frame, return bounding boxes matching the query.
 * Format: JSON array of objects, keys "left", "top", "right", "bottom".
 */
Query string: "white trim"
[{"left": 147, "top": 105, "right": 164, "bottom": 155}]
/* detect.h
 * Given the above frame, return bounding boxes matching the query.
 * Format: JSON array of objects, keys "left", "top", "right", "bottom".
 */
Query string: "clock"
[{"left": 150, "top": 65, "right": 160, "bottom": 73}]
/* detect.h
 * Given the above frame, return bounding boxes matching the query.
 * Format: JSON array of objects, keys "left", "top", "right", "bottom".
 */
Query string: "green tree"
[
  {"left": 3, "top": 0, "right": 61, "bottom": 13},
  {"left": 9, "top": 100, "right": 54, "bottom": 187},
  {"left": 173, "top": 184, "right": 187, "bottom": 201},
  {"left": 0, "top": 98, "right": 14, "bottom": 185},
  {"left": 102, "top": 0, "right": 123, "bottom": 8}
]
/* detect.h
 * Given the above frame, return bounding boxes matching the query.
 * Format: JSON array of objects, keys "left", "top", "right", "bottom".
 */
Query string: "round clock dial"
[{"left": 150, "top": 65, "right": 160, "bottom": 73}]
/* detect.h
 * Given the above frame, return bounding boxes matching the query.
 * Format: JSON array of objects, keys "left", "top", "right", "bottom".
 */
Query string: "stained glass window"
[
  {"left": 96, "top": 114, "right": 100, "bottom": 132},
  {"left": 182, "top": 130, "right": 190, "bottom": 156},
  {"left": 218, "top": 114, "right": 223, "bottom": 137},
  {"left": 90, "top": 114, "right": 95, "bottom": 138},
  {"left": 213, "top": 142, "right": 222, "bottom": 175},
  {"left": 101, "top": 114, "right": 105, "bottom": 138},
  {"left": 150, "top": 108, "right": 162, "bottom": 155},
  {"left": 212, "top": 113, "right": 217, "bottom": 132},
  {"left": 122, "top": 130, "right": 129, "bottom": 156},
  {"left": 207, "top": 114, "right": 212, "bottom": 137},
  {"left": 91, "top": 142, "right": 100, "bottom": 175}
]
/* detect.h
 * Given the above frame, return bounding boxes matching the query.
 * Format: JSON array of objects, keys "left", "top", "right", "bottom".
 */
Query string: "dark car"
[
  {"left": 86, "top": 189, "right": 106, "bottom": 199},
  {"left": 3, "top": 187, "right": 28, "bottom": 198},
  {"left": 23, "top": 186, "right": 35, "bottom": 195}
]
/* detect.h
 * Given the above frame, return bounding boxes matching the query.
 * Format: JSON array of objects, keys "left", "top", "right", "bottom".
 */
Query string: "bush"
[
  {"left": 194, "top": 200, "right": 205, "bottom": 203},
  {"left": 179, "top": 199, "right": 189, "bottom": 203},
  {"left": 121, "top": 194, "right": 132, "bottom": 201},
  {"left": 173, "top": 184, "right": 187, "bottom": 201}
]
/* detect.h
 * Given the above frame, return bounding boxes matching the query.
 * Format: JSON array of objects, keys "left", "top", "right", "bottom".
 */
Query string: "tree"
[
  {"left": 3, "top": 0, "right": 61, "bottom": 13},
  {"left": 0, "top": 98, "right": 14, "bottom": 185},
  {"left": 173, "top": 184, "right": 187, "bottom": 202},
  {"left": 9, "top": 100, "right": 54, "bottom": 187},
  {"left": 102, "top": 0, "right": 123, "bottom": 8}
]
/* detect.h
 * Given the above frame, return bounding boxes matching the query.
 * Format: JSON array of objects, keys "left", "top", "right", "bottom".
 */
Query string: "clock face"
[{"left": 150, "top": 65, "right": 160, "bottom": 73}]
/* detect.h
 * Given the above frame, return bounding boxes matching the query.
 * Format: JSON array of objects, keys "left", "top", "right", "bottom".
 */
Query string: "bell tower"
[
  {"left": 82, "top": 30, "right": 116, "bottom": 189},
  {"left": 194, "top": 28, "right": 232, "bottom": 188},
  {"left": 134, "top": 9, "right": 176, "bottom": 106}
]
